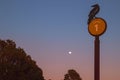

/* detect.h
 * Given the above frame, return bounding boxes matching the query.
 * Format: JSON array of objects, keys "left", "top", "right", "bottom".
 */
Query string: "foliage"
[
  {"left": 64, "top": 69, "right": 82, "bottom": 80},
  {"left": 0, "top": 39, "right": 45, "bottom": 80}
]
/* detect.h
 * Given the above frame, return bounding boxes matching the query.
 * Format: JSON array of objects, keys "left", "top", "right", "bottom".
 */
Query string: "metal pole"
[{"left": 94, "top": 36, "right": 100, "bottom": 80}]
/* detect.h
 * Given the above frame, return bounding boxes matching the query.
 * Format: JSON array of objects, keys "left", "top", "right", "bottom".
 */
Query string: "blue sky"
[{"left": 0, "top": 0, "right": 120, "bottom": 80}]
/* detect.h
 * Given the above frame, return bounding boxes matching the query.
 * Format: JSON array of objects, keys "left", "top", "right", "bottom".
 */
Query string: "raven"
[{"left": 88, "top": 4, "right": 100, "bottom": 24}]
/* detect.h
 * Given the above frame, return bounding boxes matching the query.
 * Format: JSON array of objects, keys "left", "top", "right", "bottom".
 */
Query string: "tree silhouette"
[
  {"left": 0, "top": 39, "right": 45, "bottom": 80},
  {"left": 64, "top": 69, "right": 82, "bottom": 80}
]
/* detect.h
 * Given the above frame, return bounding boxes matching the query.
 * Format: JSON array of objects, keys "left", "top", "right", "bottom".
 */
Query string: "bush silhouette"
[{"left": 64, "top": 69, "right": 82, "bottom": 80}]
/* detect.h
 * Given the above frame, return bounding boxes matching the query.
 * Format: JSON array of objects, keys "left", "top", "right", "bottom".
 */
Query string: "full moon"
[{"left": 68, "top": 51, "right": 72, "bottom": 54}]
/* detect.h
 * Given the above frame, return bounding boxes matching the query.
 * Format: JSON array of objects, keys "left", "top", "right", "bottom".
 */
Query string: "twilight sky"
[{"left": 0, "top": 0, "right": 120, "bottom": 80}]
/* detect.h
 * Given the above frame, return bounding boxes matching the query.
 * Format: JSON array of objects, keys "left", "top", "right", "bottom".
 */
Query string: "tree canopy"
[
  {"left": 0, "top": 39, "right": 45, "bottom": 80},
  {"left": 64, "top": 69, "right": 82, "bottom": 80}
]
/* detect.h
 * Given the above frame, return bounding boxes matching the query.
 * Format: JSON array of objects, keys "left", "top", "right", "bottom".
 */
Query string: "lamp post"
[
  {"left": 88, "top": 17, "right": 107, "bottom": 80},
  {"left": 94, "top": 36, "right": 100, "bottom": 80}
]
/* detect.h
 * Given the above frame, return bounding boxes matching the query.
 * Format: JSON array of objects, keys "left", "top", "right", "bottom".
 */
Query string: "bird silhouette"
[{"left": 88, "top": 4, "right": 100, "bottom": 24}]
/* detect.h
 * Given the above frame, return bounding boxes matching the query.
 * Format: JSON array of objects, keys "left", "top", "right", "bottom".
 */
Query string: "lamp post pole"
[{"left": 94, "top": 36, "right": 100, "bottom": 80}]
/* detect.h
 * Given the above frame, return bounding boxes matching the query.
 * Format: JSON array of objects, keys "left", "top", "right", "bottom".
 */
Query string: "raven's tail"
[{"left": 88, "top": 17, "right": 93, "bottom": 24}]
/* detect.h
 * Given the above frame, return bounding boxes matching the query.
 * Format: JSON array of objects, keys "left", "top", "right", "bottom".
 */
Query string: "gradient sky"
[{"left": 0, "top": 0, "right": 120, "bottom": 80}]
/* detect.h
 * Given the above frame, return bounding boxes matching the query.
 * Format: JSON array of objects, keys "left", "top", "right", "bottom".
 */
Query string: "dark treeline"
[{"left": 0, "top": 39, "right": 82, "bottom": 80}]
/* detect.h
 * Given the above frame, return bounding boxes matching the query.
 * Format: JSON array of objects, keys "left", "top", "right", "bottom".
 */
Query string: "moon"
[{"left": 68, "top": 51, "right": 72, "bottom": 54}]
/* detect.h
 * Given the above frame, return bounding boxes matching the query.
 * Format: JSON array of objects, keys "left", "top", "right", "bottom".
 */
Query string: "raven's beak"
[{"left": 91, "top": 4, "right": 99, "bottom": 7}]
